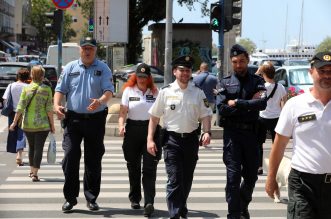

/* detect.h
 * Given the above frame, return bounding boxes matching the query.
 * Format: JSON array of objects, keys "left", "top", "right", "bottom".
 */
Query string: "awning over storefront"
[{"left": 0, "top": 40, "right": 15, "bottom": 50}]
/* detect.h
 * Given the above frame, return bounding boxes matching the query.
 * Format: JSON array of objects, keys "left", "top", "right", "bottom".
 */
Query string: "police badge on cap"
[
  {"left": 230, "top": 44, "right": 248, "bottom": 58},
  {"left": 310, "top": 51, "right": 331, "bottom": 68},
  {"left": 136, "top": 63, "right": 151, "bottom": 78},
  {"left": 172, "top": 55, "right": 194, "bottom": 69}
]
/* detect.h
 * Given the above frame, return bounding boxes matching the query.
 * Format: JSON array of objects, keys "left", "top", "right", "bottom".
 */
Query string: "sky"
[{"left": 143, "top": 0, "right": 331, "bottom": 50}]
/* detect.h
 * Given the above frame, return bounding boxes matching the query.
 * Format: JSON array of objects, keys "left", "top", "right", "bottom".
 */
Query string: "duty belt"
[
  {"left": 67, "top": 108, "right": 107, "bottom": 119},
  {"left": 223, "top": 121, "right": 255, "bottom": 131},
  {"left": 293, "top": 168, "right": 331, "bottom": 184},
  {"left": 126, "top": 119, "right": 149, "bottom": 126},
  {"left": 167, "top": 129, "right": 198, "bottom": 138}
]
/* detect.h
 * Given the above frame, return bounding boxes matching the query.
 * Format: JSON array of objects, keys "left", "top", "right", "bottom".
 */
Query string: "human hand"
[
  {"left": 265, "top": 176, "right": 280, "bottom": 200},
  {"left": 54, "top": 105, "right": 66, "bottom": 120},
  {"left": 147, "top": 140, "right": 157, "bottom": 156},
  {"left": 227, "top": 99, "right": 236, "bottom": 107},
  {"left": 119, "top": 125, "right": 125, "bottom": 136},
  {"left": 9, "top": 122, "right": 16, "bottom": 131},
  {"left": 199, "top": 132, "right": 211, "bottom": 146},
  {"left": 87, "top": 98, "right": 101, "bottom": 112}
]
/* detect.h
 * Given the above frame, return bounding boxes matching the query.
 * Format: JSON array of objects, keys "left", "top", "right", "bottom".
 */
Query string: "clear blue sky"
[{"left": 144, "top": 0, "right": 331, "bottom": 50}]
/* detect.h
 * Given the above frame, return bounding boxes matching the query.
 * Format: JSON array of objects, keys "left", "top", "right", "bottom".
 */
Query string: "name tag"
[
  {"left": 69, "top": 72, "right": 80, "bottom": 76},
  {"left": 129, "top": 97, "right": 140, "bottom": 101},
  {"left": 298, "top": 114, "right": 316, "bottom": 123},
  {"left": 146, "top": 95, "right": 155, "bottom": 100},
  {"left": 94, "top": 70, "right": 102, "bottom": 76}
]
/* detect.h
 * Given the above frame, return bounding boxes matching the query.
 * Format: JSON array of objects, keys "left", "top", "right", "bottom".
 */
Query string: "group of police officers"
[{"left": 54, "top": 36, "right": 331, "bottom": 219}]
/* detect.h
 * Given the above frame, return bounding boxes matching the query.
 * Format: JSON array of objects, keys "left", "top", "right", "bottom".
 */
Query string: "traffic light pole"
[
  {"left": 57, "top": 10, "right": 64, "bottom": 77},
  {"left": 218, "top": 0, "right": 225, "bottom": 80}
]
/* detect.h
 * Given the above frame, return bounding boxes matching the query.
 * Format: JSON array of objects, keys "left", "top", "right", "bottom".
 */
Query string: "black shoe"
[
  {"left": 62, "top": 201, "right": 77, "bottom": 212},
  {"left": 257, "top": 167, "right": 263, "bottom": 175},
  {"left": 143, "top": 203, "right": 154, "bottom": 217},
  {"left": 241, "top": 209, "right": 250, "bottom": 219},
  {"left": 87, "top": 201, "right": 99, "bottom": 211},
  {"left": 180, "top": 205, "right": 188, "bottom": 218},
  {"left": 131, "top": 202, "right": 140, "bottom": 209}
]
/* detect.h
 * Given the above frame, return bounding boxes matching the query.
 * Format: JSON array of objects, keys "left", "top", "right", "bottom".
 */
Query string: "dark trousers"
[
  {"left": 163, "top": 132, "right": 199, "bottom": 218},
  {"left": 25, "top": 131, "right": 49, "bottom": 168},
  {"left": 257, "top": 117, "right": 278, "bottom": 167},
  {"left": 122, "top": 121, "right": 161, "bottom": 206},
  {"left": 287, "top": 168, "right": 331, "bottom": 219},
  {"left": 223, "top": 128, "right": 259, "bottom": 219},
  {"left": 62, "top": 113, "right": 106, "bottom": 204}
]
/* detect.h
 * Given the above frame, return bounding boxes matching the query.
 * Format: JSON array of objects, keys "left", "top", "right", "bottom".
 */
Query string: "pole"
[
  {"left": 164, "top": 0, "right": 173, "bottom": 86},
  {"left": 218, "top": 0, "right": 225, "bottom": 80},
  {"left": 57, "top": 10, "right": 63, "bottom": 77}
]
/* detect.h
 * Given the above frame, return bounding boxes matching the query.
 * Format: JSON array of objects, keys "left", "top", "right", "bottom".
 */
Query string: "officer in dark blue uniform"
[
  {"left": 54, "top": 37, "right": 114, "bottom": 212},
  {"left": 216, "top": 44, "right": 267, "bottom": 219}
]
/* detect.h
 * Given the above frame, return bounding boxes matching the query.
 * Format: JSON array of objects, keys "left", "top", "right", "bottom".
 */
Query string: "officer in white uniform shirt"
[
  {"left": 147, "top": 55, "right": 212, "bottom": 219},
  {"left": 118, "top": 63, "right": 160, "bottom": 217},
  {"left": 266, "top": 51, "right": 331, "bottom": 219}
]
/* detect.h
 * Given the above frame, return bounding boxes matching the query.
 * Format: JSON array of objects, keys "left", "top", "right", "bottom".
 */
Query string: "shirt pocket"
[{"left": 68, "top": 74, "right": 80, "bottom": 89}]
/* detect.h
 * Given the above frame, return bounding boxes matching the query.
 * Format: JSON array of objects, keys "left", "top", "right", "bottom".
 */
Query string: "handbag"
[
  {"left": 47, "top": 133, "right": 56, "bottom": 164},
  {"left": 1, "top": 84, "right": 13, "bottom": 116}
]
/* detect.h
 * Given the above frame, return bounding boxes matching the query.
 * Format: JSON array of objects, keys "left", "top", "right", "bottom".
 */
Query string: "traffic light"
[
  {"left": 45, "top": 9, "right": 63, "bottom": 35},
  {"left": 210, "top": 3, "right": 222, "bottom": 32},
  {"left": 224, "top": 0, "right": 242, "bottom": 32},
  {"left": 88, "top": 18, "right": 94, "bottom": 32}
]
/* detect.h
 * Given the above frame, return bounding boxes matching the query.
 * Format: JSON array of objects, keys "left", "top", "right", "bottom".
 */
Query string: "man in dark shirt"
[{"left": 216, "top": 44, "right": 267, "bottom": 219}]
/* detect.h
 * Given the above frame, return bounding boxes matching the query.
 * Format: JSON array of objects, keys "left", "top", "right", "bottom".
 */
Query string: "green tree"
[
  {"left": 77, "top": 0, "right": 209, "bottom": 64},
  {"left": 30, "top": 0, "right": 76, "bottom": 52},
  {"left": 315, "top": 36, "right": 331, "bottom": 53},
  {"left": 237, "top": 38, "right": 256, "bottom": 55}
]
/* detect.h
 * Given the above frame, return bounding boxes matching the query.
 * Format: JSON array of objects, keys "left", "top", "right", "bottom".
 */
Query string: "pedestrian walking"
[
  {"left": 216, "top": 44, "right": 267, "bottom": 219},
  {"left": 256, "top": 62, "right": 287, "bottom": 175},
  {"left": 193, "top": 62, "right": 219, "bottom": 111},
  {"left": 265, "top": 51, "right": 331, "bottom": 219},
  {"left": 118, "top": 63, "right": 161, "bottom": 217},
  {"left": 3, "top": 68, "right": 30, "bottom": 165},
  {"left": 54, "top": 37, "right": 114, "bottom": 212},
  {"left": 9, "top": 65, "right": 55, "bottom": 182},
  {"left": 147, "top": 55, "right": 212, "bottom": 219}
]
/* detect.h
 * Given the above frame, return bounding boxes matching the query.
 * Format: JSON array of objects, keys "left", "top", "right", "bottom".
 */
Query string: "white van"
[{"left": 46, "top": 43, "right": 80, "bottom": 68}]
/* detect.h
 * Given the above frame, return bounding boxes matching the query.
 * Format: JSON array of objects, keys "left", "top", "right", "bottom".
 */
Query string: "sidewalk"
[{"left": 106, "top": 96, "right": 223, "bottom": 139}]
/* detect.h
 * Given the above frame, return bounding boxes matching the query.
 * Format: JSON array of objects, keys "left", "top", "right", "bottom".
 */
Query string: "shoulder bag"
[{"left": 1, "top": 84, "right": 14, "bottom": 116}]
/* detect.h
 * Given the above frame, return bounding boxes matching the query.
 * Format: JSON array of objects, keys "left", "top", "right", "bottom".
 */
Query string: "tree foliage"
[
  {"left": 316, "top": 36, "right": 331, "bottom": 53},
  {"left": 237, "top": 38, "right": 257, "bottom": 55},
  {"left": 29, "top": 0, "right": 76, "bottom": 52},
  {"left": 77, "top": 0, "right": 209, "bottom": 64}
]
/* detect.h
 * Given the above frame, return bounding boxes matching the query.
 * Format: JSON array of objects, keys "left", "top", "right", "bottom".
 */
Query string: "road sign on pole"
[{"left": 52, "top": 0, "right": 74, "bottom": 9}]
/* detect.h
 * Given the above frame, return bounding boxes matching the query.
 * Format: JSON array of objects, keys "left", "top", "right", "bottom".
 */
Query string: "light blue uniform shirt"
[{"left": 55, "top": 58, "right": 114, "bottom": 113}]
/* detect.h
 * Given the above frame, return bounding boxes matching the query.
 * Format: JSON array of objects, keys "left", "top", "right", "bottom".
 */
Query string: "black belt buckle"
[{"left": 325, "top": 174, "right": 331, "bottom": 183}]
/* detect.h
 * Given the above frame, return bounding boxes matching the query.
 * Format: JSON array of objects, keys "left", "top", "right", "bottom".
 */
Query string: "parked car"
[
  {"left": 282, "top": 59, "right": 310, "bottom": 66},
  {"left": 250, "top": 58, "right": 285, "bottom": 69},
  {"left": 274, "top": 65, "right": 312, "bottom": 93},
  {"left": 16, "top": 55, "right": 40, "bottom": 63},
  {"left": 114, "top": 64, "right": 164, "bottom": 84},
  {"left": 0, "top": 62, "right": 58, "bottom": 99}
]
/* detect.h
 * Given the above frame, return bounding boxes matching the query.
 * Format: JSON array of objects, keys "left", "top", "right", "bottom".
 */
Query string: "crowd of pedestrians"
[{"left": 2, "top": 38, "right": 331, "bottom": 218}]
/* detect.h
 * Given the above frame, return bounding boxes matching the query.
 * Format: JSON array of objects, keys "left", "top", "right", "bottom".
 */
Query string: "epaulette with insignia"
[{"left": 161, "top": 84, "right": 171, "bottom": 89}]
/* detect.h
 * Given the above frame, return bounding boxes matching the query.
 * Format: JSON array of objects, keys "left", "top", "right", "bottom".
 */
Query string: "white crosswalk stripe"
[{"left": 0, "top": 139, "right": 287, "bottom": 218}]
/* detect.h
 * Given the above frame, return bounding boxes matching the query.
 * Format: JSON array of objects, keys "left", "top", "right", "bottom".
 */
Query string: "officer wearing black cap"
[
  {"left": 216, "top": 44, "right": 267, "bottom": 219},
  {"left": 54, "top": 37, "right": 114, "bottom": 212},
  {"left": 266, "top": 51, "right": 331, "bottom": 219},
  {"left": 147, "top": 55, "right": 212, "bottom": 219},
  {"left": 118, "top": 63, "right": 161, "bottom": 217}
]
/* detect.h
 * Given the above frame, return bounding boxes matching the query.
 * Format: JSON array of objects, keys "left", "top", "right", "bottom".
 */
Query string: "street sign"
[
  {"left": 52, "top": 0, "right": 74, "bottom": 9},
  {"left": 94, "top": 0, "right": 129, "bottom": 43}
]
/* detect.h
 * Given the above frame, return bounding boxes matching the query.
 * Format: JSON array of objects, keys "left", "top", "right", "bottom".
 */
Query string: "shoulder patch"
[
  {"left": 161, "top": 84, "right": 171, "bottom": 89},
  {"left": 203, "top": 98, "right": 210, "bottom": 108}
]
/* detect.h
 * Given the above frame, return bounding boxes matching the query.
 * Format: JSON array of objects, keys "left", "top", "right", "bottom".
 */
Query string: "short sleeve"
[{"left": 121, "top": 87, "right": 130, "bottom": 107}]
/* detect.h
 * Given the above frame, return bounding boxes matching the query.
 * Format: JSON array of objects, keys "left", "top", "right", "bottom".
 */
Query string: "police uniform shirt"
[
  {"left": 55, "top": 59, "right": 114, "bottom": 113},
  {"left": 121, "top": 85, "right": 158, "bottom": 121},
  {"left": 149, "top": 80, "right": 212, "bottom": 133},
  {"left": 275, "top": 92, "right": 331, "bottom": 174}
]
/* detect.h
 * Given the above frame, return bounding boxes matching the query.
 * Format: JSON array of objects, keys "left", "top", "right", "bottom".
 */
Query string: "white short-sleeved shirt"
[
  {"left": 121, "top": 85, "right": 158, "bottom": 121},
  {"left": 149, "top": 80, "right": 212, "bottom": 133},
  {"left": 260, "top": 82, "right": 287, "bottom": 119},
  {"left": 275, "top": 92, "right": 331, "bottom": 174},
  {"left": 2, "top": 81, "right": 28, "bottom": 112}
]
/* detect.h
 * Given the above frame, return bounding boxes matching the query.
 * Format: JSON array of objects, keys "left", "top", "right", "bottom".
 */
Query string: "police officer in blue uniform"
[
  {"left": 147, "top": 55, "right": 213, "bottom": 219},
  {"left": 54, "top": 37, "right": 114, "bottom": 212},
  {"left": 216, "top": 44, "right": 267, "bottom": 219}
]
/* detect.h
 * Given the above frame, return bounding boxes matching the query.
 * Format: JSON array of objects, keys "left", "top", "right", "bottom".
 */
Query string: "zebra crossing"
[{"left": 0, "top": 138, "right": 288, "bottom": 218}]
